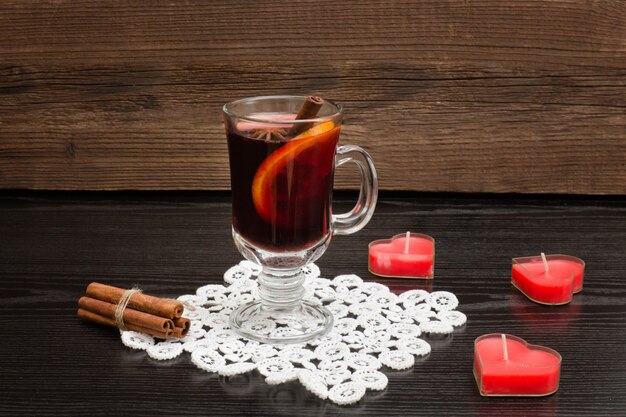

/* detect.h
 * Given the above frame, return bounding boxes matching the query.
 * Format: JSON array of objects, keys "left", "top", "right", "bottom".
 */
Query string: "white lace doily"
[{"left": 120, "top": 261, "right": 466, "bottom": 406}]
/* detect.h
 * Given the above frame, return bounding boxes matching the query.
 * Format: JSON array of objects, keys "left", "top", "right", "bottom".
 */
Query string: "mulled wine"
[
  {"left": 223, "top": 95, "right": 377, "bottom": 344},
  {"left": 227, "top": 115, "right": 340, "bottom": 251}
]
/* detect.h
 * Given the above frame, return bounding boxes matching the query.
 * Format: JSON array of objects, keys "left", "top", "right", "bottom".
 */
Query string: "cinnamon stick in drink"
[
  {"left": 77, "top": 308, "right": 174, "bottom": 339},
  {"left": 78, "top": 296, "right": 174, "bottom": 333},
  {"left": 286, "top": 95, "right": 325, "bottom": 138},
  {"left": 86, "top": 282, "right": 184, "bottom": 319}
]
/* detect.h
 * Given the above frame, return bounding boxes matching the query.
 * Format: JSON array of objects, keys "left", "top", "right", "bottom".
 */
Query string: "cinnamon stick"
[
  {"left": 173, "top": 317, "right": 191, "bottom": 337},
  {"left": 86, "top": 282, "right": 183, "bottom": 319},
  {"left": 77, "top": 308, "right": 174, "bottom": 339},
  {"left": 172, "top": 326, "right": 185, "bottom": 339},
  {"left": 286, "top": 95, "right": 325, "bottom": 138},
  {"left": 78, "top": 296, "right": 174, "bottom": 333}
]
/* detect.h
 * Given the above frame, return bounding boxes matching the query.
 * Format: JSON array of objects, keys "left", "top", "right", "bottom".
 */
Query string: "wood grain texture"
[
  {"left": 0, "top": 1, "right": 625, "bottom": 194},
  {"left": 0, "top": 191, "right": 625, "bottom": 416}
]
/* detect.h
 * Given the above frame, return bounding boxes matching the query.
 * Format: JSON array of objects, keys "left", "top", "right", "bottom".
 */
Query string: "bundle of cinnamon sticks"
[{"left": 77, "top": 282, "right": 190, "bottom": 339}]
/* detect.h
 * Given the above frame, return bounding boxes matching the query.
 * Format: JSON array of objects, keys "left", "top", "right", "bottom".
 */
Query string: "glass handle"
[{"left": 332, "top": 145, "right": 378, "bottom": 235}]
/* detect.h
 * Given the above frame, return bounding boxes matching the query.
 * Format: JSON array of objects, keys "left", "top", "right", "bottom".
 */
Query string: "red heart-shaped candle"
[
  {"left": 474, "top": 334, "right": 561, "bottom": 397},
  {"left": 512, "top": 254, "right": 585, "bottom": 305},
  {"left": 368, "top": 232, "right": 434, "bottom": 279}
]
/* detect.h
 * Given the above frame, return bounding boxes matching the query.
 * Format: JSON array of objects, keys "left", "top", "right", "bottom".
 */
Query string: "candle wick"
[
  {"left": 541, "top": 252, "right": 550, "bottom": 273},
  {"left": 501, "top": 334, "right": 508, "bottom": 361},
  {"left": 404, "top": 231, "right": 410, "bottom": 254}
]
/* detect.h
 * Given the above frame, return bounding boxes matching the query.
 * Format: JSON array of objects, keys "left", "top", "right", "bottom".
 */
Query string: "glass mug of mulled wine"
[{"left": 223, "top": 95, "right": 378, "bottom": 343}]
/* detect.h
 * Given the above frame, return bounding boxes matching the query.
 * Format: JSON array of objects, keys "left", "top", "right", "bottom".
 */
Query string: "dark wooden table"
[{"left": 1, "top": 191, "right": 624, "bottom": 416}]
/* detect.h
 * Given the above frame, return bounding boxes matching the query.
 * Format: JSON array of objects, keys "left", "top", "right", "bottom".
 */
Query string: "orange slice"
[{"left": 251, "top": 121, "right": 338, "bottom": 223}]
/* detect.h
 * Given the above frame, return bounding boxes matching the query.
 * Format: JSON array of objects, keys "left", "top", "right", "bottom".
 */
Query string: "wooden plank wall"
[{"left": 0, "top": 1, "right": 624, "bottom": 194}]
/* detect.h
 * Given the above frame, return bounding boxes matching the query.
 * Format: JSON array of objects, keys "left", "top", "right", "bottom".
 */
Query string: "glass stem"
[{"left": 257, "top": 268, "right": 305, "bottom": 310}]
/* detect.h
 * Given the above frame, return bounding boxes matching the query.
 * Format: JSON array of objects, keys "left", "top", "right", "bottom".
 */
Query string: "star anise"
[{"left": 249, "top": 128, "right": 288, "bottom": 141}]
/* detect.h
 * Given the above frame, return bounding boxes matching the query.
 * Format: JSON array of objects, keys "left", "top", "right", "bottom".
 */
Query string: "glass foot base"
[{"left": 230, "top": 300, "right": 334, "bottom": 344}]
